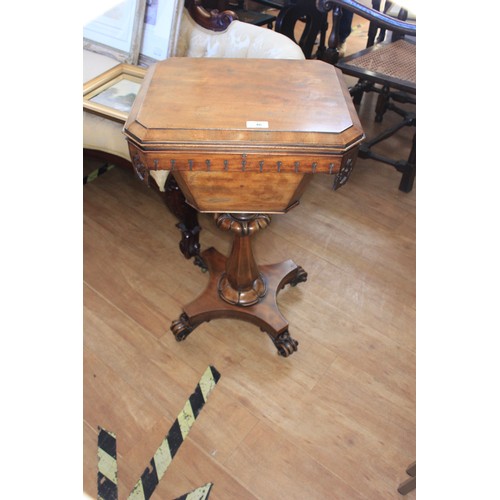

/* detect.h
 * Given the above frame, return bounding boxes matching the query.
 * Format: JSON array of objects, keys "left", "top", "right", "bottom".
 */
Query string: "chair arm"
[{"left": 316, "top": 0, "right": 416, "bottom": 37}]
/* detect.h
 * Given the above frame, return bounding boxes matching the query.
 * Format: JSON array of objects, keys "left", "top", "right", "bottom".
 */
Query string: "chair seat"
[
  {"left": 336, "top": 39, "right": 415, "bottom": 94},
  {"left": 336, "top": 37, "right": 416, "bottom": 192}
]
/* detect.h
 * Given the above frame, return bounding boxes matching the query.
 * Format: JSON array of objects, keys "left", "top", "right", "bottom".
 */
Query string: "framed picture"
[
  {"left": 83, "top": 64, "right": 147, "bottom": 122},
  {"left": 140, "top": 0, "right": 184, "bottom": 62},
  {"left": 83, "top": 0, "right": 184, "bottom": 66},
  {"left": 83, "top": 0, "right": 147, "bottom": 64}
]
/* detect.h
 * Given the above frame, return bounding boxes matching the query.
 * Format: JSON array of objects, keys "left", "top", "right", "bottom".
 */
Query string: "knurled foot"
[
  {"left": 273, "top": 330, "right": 299, "bottom": 357},
  {"left": 289, "top": 266, "right": 308, "bottom": 287},
  {"left": 170, "top": 313, "right": 194, "bottom": 341}
]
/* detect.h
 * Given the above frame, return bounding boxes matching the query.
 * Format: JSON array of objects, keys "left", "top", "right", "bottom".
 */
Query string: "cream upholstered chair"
[
  {"left": 83, "top": 3, "right": 305, "bottom": 191},
  {"left": 175, "top": 6, "right": 303, "bottom": 59}
]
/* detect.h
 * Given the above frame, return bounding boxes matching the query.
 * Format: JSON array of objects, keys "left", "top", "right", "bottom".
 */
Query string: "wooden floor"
[{"left": 83, "top": 44, "right": 416, "bottom": 500}]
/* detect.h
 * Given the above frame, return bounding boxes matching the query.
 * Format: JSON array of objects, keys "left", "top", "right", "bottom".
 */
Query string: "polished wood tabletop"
[{"left": 125, "top": 57, "right": 363, "bottom": 155}]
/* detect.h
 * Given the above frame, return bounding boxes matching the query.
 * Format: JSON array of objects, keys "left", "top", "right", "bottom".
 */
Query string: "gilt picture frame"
[{"left": 83, "top": 63, "right": 147, "bottom": 122}]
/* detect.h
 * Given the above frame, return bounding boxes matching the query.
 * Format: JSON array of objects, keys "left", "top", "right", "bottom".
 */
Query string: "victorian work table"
[{"left": 123, "top": 57, "right": 364, "bottom": 357}]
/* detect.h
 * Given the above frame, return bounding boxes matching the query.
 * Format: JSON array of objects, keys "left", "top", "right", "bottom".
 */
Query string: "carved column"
[{"left": 215, "top": 213, "right": 270, "bottom": 306}]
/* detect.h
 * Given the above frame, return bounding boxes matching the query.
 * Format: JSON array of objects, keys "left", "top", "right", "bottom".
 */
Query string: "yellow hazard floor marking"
[
  {"left": 128, "top": 480, "right": 145, "bottom": 500},
  {"left": 182, "top": 482, "right": 213, "bottom": 499},
  {"left": 97, "top": 447, "right": 118, "bottom": 485},
  {"left": 128, "top": 366, "right": 220, "bottom": 500},
  {"left": 153, "top": 438, "right": 173, "bottom": 480},
  {"left": 96, "top": 366, "right": 220, "bottom": 500},
  {"left": 178, "top": 400, "right": 196, "bottom": 439},
  {"left": 199, "top": 366, "right": 218, "bottom": 401}
]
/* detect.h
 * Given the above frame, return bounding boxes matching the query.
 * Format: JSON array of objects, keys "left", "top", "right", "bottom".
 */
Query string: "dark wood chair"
[
  {"left": 316, "top": 0, "right": 416, "bottom": 192},
  {"left": 274, "top": 0, "right": 328, "bottom": 59},
  {"left": 346, "top": 0, "right": 414, "bottom": 108}
]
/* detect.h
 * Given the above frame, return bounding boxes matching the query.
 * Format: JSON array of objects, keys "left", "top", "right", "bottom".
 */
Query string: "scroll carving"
[{"left": 184, "top": 0, "right": 237, "bottom": 32}]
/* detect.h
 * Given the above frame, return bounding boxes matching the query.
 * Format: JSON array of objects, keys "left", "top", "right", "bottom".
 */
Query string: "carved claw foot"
[
  {"left": 289, "top": 266, "right": 308, "bottom": 287},
  {"left": 273, "top": 330, "right": 299, "bottom": 357},
  {"left": 170, "top": 313, "right": 194, "bottom": 342}
]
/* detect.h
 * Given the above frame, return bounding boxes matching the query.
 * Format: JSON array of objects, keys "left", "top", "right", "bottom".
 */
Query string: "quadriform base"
[{"left": 170, "top": 214, "right": 307, "bottom": 357}]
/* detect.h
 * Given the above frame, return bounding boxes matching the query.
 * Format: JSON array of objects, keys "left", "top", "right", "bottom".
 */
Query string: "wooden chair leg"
[
  {"left": 164, "top": 172, "right": 207, "bottom": 270},
  {"left": 397, "top": 461, "right": 416, "bottom": 495},
  {"left": 375, "top": 86, "right": 390, "bottom": 122},
  {"left": 398, "top": 133, "right": 416, "bottom": 192}
]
